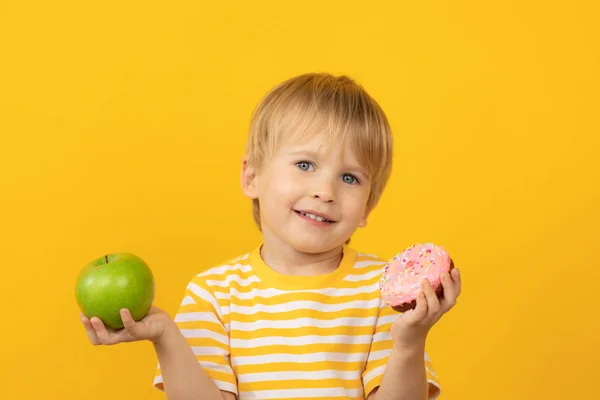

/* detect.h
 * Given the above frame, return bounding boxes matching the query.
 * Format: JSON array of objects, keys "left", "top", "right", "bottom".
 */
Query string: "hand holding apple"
[
  {"left": 80, "top": 305, "right": 172, "bottom": 345},
  {"left": 75, "top": 252, "right": 155, "bottom": 330}
]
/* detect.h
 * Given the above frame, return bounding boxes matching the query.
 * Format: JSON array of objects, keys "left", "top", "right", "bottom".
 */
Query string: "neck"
[{"left": 260, "top": 231, "right": 344, "bottom": 276}]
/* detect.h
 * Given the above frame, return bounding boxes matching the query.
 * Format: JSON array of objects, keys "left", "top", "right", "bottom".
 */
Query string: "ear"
[
  {"left": 358, "top": 206, "right": 372, "bottom": 228},
  {"left": 240, "top": 155, "right": 258, "bottom": 199}
]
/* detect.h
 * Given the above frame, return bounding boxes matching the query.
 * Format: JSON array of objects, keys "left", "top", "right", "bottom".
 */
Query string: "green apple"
[{"left": 76, "top": 253, "right": 155, "bottom": 330}]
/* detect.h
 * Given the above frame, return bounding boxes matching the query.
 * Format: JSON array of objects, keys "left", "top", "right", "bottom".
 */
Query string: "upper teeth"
[{"left": 302, "top": 212, "right": 329, "bottom": 222}]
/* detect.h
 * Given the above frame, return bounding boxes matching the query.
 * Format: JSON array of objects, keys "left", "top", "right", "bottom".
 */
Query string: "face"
[{"left": 241, "top": 134, "right": 372, "bottom": 254}]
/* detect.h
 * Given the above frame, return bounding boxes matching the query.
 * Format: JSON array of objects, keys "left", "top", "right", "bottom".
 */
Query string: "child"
[{"left": 80, "top": 73, "right": 461, "bottom": 400}]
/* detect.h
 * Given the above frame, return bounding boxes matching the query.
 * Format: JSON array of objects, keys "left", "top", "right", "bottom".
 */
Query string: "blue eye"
[
  {"left": 296, "top": 161, "right": 314, "bottom": 171},
  {"left": 342, "top": 174, "right": 359, "bottom": 185}
]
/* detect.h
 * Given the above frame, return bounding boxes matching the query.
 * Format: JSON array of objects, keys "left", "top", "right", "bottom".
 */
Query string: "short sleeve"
[
  {"left": 361, "top": 303, "right": 441, "bottom": 399},
  {"left": 153, "top": 277, "right": 237, "bottom": 395}
]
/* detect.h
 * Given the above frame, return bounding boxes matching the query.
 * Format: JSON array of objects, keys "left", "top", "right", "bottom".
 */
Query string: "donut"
[{"left": 379, "top": 243, "right": 454, "bottom": 312}]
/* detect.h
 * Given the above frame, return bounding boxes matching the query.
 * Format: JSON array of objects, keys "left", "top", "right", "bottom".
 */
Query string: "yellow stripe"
[
  {"left": 364, "top": 357, "right": 387, "bottom": 371},
  {"left": 231, "top": 325, "right": 375, "bottom": 339},
  {"left": 194, "top": 355, "right": 230, "bottom": 365},
  {"left": 229, "top": 307, "right": 379, "bottom": 322},
  {"left": 215, "top": 277, "right": 381, "bottom": 292},
  {"left": 369, "top": 339, "right": 393, "bottom": 352},
  {"left": 234, "top": 361, "right": 365, "bottom": 375},
  {"left": 238, "top": 378, "right": 363, "bottom": 391},
  {"left": 183, "top": 337, "right": 229, "bottom": 350},
  {"left": 203, "top": 369, "right": 237, "bottom": 384},
  {"left": 232, "top": 342, "right": 370, "bottom": 356},
  {"left": 176, "top": 320, "right": 225, "bottom": 331},
  {"left": 229, "top": 291, "right": 379, "bottom": 307}
]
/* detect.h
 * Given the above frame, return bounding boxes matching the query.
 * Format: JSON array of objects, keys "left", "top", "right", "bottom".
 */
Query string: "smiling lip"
[{"left": 294, "top": 209, "right": 336, "bottom": 223}]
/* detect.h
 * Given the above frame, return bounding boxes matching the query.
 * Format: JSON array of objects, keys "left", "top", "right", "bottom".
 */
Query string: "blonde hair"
[{"left": 245, "top": 72, "right": 393, "bottom": 230}]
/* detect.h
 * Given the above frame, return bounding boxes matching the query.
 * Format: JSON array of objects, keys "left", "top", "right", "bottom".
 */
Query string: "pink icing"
[{"left": 379, "top": 243, "right": 452, "bottom": 308}]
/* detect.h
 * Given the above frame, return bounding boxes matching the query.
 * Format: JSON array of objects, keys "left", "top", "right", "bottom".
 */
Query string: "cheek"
[
  {"left": 340, "top": 190, "right": 370, "bottom": 218},
  {"left": 260, "top": 173, "right": 302, "bottom": 205}
]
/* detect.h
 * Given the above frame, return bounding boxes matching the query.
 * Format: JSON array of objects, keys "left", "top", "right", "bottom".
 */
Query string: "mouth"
[{"left": 294, "top": 210, "right": 336, "bottom": 223}]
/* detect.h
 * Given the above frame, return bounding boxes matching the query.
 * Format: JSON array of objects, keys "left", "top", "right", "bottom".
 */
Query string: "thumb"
[
  {"left": 120, "top": 309, "right": 147, "bottom": 339},
  {"left": 403, "top": 291, "right": 428, "bottom": 324}
]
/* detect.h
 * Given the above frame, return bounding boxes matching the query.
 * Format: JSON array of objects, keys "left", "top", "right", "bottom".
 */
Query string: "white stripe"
[
  {"left": 367, "top": 349, "right": 389, "bottom": 362},
  {"left": 197, "top": 260, "right": 251, "bottom": 278},
  {"left": 214, "top": 381, "right": 238, "bottom": 394},
  {"left": 213, "top": 291, "right": 231, "bottom": 300},
  {"left": 353, "top": 260, "right": 386, "bottom": 269},
  {"left": 229, "top": 282, "right": 379, "bottom": 300},
  {"left": 229, "top": 253, "right": 249, "bottom": 263},
  {"left": 231, "top": 298, "right": 380, "bottom": 315},
  {"left": 239, "top": 387, "right": 362, "bottom": 399},
  {"left": 188, "top": 282, "right": 222, "bottom": 319},
  {"left": 191, "top": 346, "right": 228, "bottom": 356},
  {"left": 344, "top": 268, "right": 384, "bottom": 282},
  {"left": 377, "top": 313, "right": 400, "bottom": 326},
  {"left": 181, "top": 295, "right": 195, "bottom": 306},
  {"left": 356, "top": 252, "right": 380, "bottom": 259},
  {"left": 372, "top": 331, "right": 392, "bottom": 343},
  {"left": 175, "top": 312, "right": 220, "bottom": 324},
  {"left": 362, "top": 364, "right": 386, "bottom": 385},
  {"left": 201, "top": 360, "right": 234, "bottom": 375},
  {"left": 427, "top": 366, "right": 438, "bottom": 379},
  {"left": 231, "top": 334, "right": 373, "bottom": 348},
  {"left": 232, "top": 351, "right": 368, "bottom": 366},
  {"left": 154, "top": 372, "right": 240, "bottom": 392},
  {"left": 205, "top": 274, "right": 261, "bottom": 288},
  {"left": 230, "top": 316, "right": 377, "bottom": 331},
  {"left": 425, "top": 351, "right": 431, "bottom": 362},
  {"left": 238, "top": 369, "right": 361, "bottom": 383},
  {"left": 180, "top": 329, "right": 229, "bottom": 346}
]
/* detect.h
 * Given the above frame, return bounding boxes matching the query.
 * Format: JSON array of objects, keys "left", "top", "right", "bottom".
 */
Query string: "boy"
[{"left": 81, "top": 73, "right": 461, "bottom": 400}]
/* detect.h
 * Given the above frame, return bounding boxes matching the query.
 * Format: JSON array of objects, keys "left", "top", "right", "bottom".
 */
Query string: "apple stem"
[{"left": 105, "top": 254, "right": 109, "bottom": 263}]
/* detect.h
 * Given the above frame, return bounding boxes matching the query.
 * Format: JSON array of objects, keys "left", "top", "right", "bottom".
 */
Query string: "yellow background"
[{"left": 0, "top": 1, "right": 598, "bottom": 399}]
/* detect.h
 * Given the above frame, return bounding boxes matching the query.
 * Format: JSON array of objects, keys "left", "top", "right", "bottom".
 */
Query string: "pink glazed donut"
[{"left": 379, "top": 243, "right": 454, "bottom": 312}]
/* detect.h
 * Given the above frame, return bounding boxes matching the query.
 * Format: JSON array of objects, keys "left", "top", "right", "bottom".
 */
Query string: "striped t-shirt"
[{"left": 153, "top": 245, "right": 441, "bottom": 399}]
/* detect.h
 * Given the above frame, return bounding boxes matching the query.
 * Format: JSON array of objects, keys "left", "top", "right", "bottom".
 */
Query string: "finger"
[
  {"left": 422, "top": 279, "right": 440, "bottom": 314},
  {"left": 121, "top": 309, "right": 143, "bottom": 339},
  {"left": 90, "top": 317, "right": 115, "bottom": 345},
  {"left": 407, "top": 290, "right": 428, "bottom": 323},
  {"left": 80, "top": 314, "right": 101, "bottom": 345},
  {"left": 440, "top": 272, "right": 457, "bottom": 311},
  {"left": 452, "top": 268, "right": 461, "bottom": 296}
]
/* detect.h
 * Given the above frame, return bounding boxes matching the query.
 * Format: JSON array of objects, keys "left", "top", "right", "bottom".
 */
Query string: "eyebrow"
[{"left": 288, "top": 150, "right": 319, "bottom": 158}]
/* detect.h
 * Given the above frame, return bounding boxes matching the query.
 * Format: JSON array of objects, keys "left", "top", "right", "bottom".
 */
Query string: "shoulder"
[
  {"left": 348, "top": 247, "right": 388, "bottom": 272},
  {"left": 353, "top": 248, "right": 387, "bottom": 264},
  {"left": 187, "top": 252, "right": 253, "bottom": 291},
  {"left": 339, "top": 247, "right": 388, "bottom": 288}
]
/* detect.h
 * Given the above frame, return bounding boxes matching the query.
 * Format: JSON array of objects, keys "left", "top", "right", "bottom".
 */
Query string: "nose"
[
  {"left": 312, "top": 180, "right": 336, "bottom": 203},
  {"left": 313, "top": 192, "right": 335, "bottom": 203}
]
